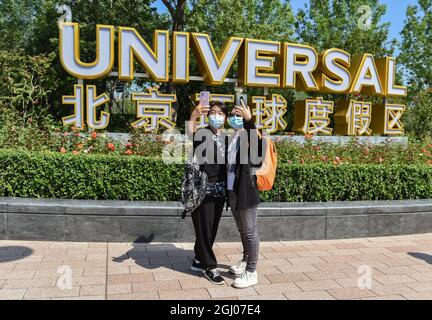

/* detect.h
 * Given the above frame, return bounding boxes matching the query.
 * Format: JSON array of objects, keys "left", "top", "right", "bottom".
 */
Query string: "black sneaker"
[
  {"left": 190, "top": 259, "right": 205, "bottom": 273},
  {"left": 204, "top": 268, "right": 225, "bottom": 285}
]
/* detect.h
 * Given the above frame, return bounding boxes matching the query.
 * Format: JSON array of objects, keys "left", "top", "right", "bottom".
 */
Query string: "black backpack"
[{"left": 180, "top": 158, "right": 208, "bottom": 219}]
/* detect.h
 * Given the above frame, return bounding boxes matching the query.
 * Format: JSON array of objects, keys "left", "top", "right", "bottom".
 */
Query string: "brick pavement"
[{"left": 1, "top": 233, "right": 432, "bottom": 300}]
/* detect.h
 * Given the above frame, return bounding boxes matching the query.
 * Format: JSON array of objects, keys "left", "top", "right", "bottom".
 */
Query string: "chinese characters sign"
[{"left": 59, "top": 23, "right": 407, "bottom": 135}]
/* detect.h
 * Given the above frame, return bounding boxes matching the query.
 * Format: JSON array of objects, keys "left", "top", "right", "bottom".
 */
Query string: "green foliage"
[
  {"left": 1, "top": 148, "right": 432, "bottom": 202},
  {"left": 403, "top": 91, "right": 432, "bottom": 139},
  {"left": 260, "top": 162, "right": 432, "bottom": 202},
  {"left": 398, "top": 1, "right": 431, "bottom": 139},
  {"left": 0, "top": 115, "right": 166, "bottom": 156},
  {"left": 186, "top": 0, "right": 295, "bottom": 44},
  {"left": 293, "top": 0, "right": 398, "bottom": 108},
  {"left": 1, "top": 107, "right": 432, "bottom": 165},
  {"left": 29, "top": 0, "right": 167, "bottom": 55},
  {"left": 22, "top": 0, "right": 170, "bottom": 128},
  {"left": 173, "top": 0, "right": 297, "bottom": 128},
  {"left": 399, "top": 0, "right": 432, "bottom": 96},
  {"left": 295, "top": 0, "right": 395, "bottom": 56},
  {"left": 0, "top": 0, "right": 427, "bottom": 137},
  {"left": 0, "top": 149, "right": 183, "bottom": 201},
  {"left": 0, "top": 0, "right": 44, "bottom": 51},
  {"left": 274, "top": 137, "right": 432, "bottom": 165},
  {"left": 0, "top": 50, "right": 59, "bottom": 119},
  {"left": 0, "top": 108, "right": 58, "bottom": 151}
]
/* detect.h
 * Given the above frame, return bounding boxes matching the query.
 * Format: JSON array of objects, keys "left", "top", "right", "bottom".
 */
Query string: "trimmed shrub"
[
  {"left": 260, "top": 163, "right": 432, "bottom": 202},
  {"left": 0, "top": 149, "right": 182, "bottom": 201},
  {"left": 1, "top": 149, "right": 432, "bottom": 202}
]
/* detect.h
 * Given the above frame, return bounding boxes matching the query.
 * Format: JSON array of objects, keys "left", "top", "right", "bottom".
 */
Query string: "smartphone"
[
  {"left": 236, "top": 94, "right": 247, "bottom": 107},
  {"left": 199, "top": 91, "right": 210, "bottom": 107}
]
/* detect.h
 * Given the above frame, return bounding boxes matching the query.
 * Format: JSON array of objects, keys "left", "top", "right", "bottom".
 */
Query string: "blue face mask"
[
  {"left": 228, "top": 115, "right": 244, "bottom": 129},
  {"left": 208, "top": 114, "right": 225, "bottom": 129}
]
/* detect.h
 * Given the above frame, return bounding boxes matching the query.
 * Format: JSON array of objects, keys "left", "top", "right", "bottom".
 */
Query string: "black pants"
[{"left": 191, "top": 195, "right": 225, "bottom": 270}]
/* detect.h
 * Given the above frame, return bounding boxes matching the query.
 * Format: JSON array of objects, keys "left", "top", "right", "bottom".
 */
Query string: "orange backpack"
[{"left": 255, "top": 136, "right": 277, "bottom": 191}]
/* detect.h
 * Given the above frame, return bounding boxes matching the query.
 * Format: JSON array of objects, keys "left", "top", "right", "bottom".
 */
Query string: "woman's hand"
[
  {"left": 189, "top": 103, "right": 210, "bottom": 134},
  {"left": 232, "top": 102, "right": 252, "bottom": 122},
  {"left": 191, "top": 103, "right": 210, "bottom": 119}
]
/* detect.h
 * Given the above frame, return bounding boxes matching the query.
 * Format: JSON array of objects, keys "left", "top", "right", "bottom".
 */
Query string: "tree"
[
  {"left": 162, "top": 0, "right": 187, "bottom": 33},
  {"left": 293, "top": 0, "right": 400, "bottom": 132},
  {"left": 170, "top": 0, "right": 297, "bottom": 128},
  {"left": 295, "top": 0, "right": 395, "bottom": 57},
  {"left": 29, "top": 0, "right": 168, "bottom": 56},
  {"left": 0, "top": 0, "right": 44, "bottom": 52},
  {"left": 404, "top": 90, "right": 432, "bottom": 139},
  {"left": 399, "top": 0, "right": 431, "bottom": 96},
  {"left": 25, "top": 0, "right": 169, "bottom": 127},
  {"left": 0, "top": 51, "right": 59, "bottom": 123}
]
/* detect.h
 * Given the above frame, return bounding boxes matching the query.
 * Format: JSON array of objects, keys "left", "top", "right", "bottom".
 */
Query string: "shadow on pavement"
[
  {"left": 0, "top": 246, "right": 33, "bottom": 263},
  {"left": 408, "top": 252, "right": 432, "bottom": 265},
  {"left": 111, "top": 235, "right": 234, "bottom": 281}
]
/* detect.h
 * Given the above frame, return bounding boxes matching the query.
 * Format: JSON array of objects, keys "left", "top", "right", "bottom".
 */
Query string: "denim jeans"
[{"left": 228, "top": 190, "right": 260, "bottom": 272}]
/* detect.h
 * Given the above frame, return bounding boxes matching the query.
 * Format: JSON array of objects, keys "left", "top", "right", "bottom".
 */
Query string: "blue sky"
[{"left": 152, "top": 0, "right": 419, "bottom": 43}]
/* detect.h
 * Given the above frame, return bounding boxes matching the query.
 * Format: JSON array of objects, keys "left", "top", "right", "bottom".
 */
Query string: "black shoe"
[
  {"left": 190, "top": 259, "right": 205, "bottom": 273},
  {"left": 204, "top": 268, "right": 225, "bottom": 285}
]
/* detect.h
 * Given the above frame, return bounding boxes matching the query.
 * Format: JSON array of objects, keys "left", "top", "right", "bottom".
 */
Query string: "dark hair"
[{"left": 208, "top": 101, "right": 228, "bottom": 118}]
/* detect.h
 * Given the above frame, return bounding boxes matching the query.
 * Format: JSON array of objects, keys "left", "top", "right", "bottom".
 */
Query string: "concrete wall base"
[{"left": 1, "top": 197, "right": 431, "bottom": 242}]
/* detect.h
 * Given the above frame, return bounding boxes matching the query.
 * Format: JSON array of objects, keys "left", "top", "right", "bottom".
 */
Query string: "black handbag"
[{"left": 180, "top": 157, "right": 208, "bottom": 219}]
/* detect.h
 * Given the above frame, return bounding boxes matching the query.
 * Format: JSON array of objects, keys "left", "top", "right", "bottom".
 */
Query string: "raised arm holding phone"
[
  {"left": 188, "top": 93, "right": 210, "bottom": 134},
  {"left": 226, "top": 97, "right": 264, "bottom": 289},
  {"left": 183, "top": 91, "right": 265, "bottom": 289},
  {"left": 187, "top": 96, "right": 228, "bottom": 286}
]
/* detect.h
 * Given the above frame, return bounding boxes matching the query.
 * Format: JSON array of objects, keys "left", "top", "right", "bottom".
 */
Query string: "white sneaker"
[
  {"left": 232, "top": 270, "right": 258, "bottom": 289},
  {"left": 229, "top": 260, "right": 247, "bottom": 276}
]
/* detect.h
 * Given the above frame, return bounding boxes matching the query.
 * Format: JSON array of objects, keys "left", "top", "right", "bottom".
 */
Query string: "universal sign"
[{"left": 59, "top": 23, "right": 407, "bottom": 135}]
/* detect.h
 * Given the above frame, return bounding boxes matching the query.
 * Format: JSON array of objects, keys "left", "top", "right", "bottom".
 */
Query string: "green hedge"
[
  {"left": 0, "top": 149, "right": 182, "bottom": 201},
  {"left": 260, "top": 163, "right": 432, "bottom": 202},
  {"left": 1, "top": 149, "right": 432, "bottom": 202}
]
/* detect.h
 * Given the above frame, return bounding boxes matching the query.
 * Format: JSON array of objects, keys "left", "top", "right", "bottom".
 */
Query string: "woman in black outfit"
[{"left": 188, "top": 100, "right": 228, "bottom": 285}]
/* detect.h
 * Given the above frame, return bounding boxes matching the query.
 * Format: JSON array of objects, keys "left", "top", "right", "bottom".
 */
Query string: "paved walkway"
[{"left": 1, "top": 234, "right": 432, "bottom": 300}]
